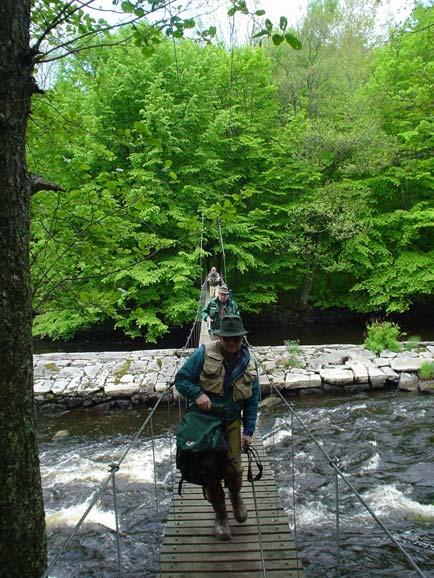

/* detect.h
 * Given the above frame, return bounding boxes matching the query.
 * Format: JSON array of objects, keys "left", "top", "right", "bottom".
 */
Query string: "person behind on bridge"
[
  {"left": 201, "top": 284, "right": 239, "bottom": 336},
  {"left": 206, "top": 266, "right": 221, "bottom": 299},
  {"left": 174, "top": 315, "right": 259, "bottom": 541}
]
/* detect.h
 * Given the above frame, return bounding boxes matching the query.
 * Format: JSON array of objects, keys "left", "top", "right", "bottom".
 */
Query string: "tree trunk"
[
  {"left": 298, "top": 270, "right": 313, "bottom": 311},
  {"left": 0, "top": 1, "right": 47, "bottom": 576}
]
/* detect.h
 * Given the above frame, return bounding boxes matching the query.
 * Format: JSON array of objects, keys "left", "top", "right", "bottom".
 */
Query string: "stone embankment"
[{"left": 33, "top": 343, "right": 434, "bottom": 409}]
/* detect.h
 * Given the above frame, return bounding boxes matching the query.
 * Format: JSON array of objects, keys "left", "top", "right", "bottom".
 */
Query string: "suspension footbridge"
[
  {"left": 160, "top": 321, "right": 304, "bottom": 577},
  {"left": 40, "top": 255, "right": 427, "bottom": 578}
]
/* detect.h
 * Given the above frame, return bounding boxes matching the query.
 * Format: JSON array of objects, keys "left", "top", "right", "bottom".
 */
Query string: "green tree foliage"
[{"left": 28, "top": 1, "right": 434, "bottom": 341}]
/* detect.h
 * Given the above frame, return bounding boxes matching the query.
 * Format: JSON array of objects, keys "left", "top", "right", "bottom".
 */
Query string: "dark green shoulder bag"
[{"left": 176, "top": 406, "right": 228, "bottom": 495}]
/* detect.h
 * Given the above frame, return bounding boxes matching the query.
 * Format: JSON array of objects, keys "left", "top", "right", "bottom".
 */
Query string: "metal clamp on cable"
[
  {"left": 329, "top": 457, "right": 340, "bottom": 468},
  {"left": 109, "top": 463, "right": 120, "bottom": 474}
]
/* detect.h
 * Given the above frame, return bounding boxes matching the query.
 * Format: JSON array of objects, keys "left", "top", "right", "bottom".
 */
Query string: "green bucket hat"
[{"left": 214, "top": 315, "right": 248, "bottom": 337}]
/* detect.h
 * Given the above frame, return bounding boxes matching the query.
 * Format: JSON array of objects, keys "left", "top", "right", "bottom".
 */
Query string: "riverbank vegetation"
[{"left": 29, "top": 1, "right": 434, "bottom": 341}]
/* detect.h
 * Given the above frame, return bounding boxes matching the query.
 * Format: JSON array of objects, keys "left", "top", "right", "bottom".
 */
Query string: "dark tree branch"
[
  {"left": 38, "top": 36, "right": 135, "bottom": 63},
  {"left": 32, "top": 0, "right": 93, "bottom": 52},
  {"left": 30, "top": 173, "right": 65, "bottom": 195},
  {"left": 34, "top": 0, "right": 179, "bottom": 63}
]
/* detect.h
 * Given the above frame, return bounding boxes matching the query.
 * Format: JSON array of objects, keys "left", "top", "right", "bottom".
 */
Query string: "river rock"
[
  {"left": 344, "top": 383, "right": 370, "bottom": 393},
  {"left": 299, "top": 387, "right": 323, "bottom": 395},
  {"left": 399, "top": 350, "right": 419, "bottom": 358},
  {"left": 129, "top": 360, "right": 148, "bottom": 372},
  {"left": 398, "top": 372, "right": 418, "bottom": 392},
  {"left": 319, "top": 369, "right": 353, "bottom": 385},
  {"left": 155, "top": 382, "right": 170, "bottom": 393},
  {"left": 418, "top": 379, "right": 434, "bottom": 394},
  {"left": 110, "top": 399, "right": 133, "bottom": 410},
  {"left": 380, "top": 350, "right": 398, "bottom": 358},
  {"left": 374, "top": 357, "right": 390, "bottom": 367},
  {"left": 381, "top": 366, "right": 399, "bottom": 382},
  {"left": 285, "top": 373, "right": 321, "bottom": 390},
  {"left": 368, "top": 366, "right": 387, "bottom": 388},
  {"left": 34, "top": 380, "right": 52, "bottom": 394},
  {"left": 323, "top": 383, "right": 344, "bottom": 394},
  {"left": 67, "top": 375, "right": 83, "bottom": 394},
  {"left": 391, "top": 357, "right": 423, "bottom": 372},
  {"left": 347, "top": 364, "right": 369, "bottom": 384},
  {"left": 51, "top": 379, "right": 69, "bottom": 394},
  {"left": 78, "top": 377, "right": 102, "bottom": 396},
  {"left": 66, "top": 398, "right": 83, "bottom": 409},
  {"left": 259, "top": 396, "right": 281, "bottom": 408},
  {"left": 264, "top": 360, "right": 276, "bottom": 372},
  {"left": 84, "top": 363, "right": 103, "bottom": 379},
  {"left": 320, "top": 352, "right": 350, "bottom": 366},
  {"left": 104, "top": 383, "right": 138, "bottom": 397},
  {"left": 57, "top": 366, "right": 80, "bottom": 379},
  {"left": 269, "top": 371, "right": 285, "bottom": 385},
  {"left": 346, "top": 349, "right": 374, "bottom": 362},
  {"left": 52, "top": 430, "right": 69, "bottom": 440}
]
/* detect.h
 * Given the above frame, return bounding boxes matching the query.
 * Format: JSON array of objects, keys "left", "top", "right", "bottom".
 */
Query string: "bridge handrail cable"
[
  {"left": 42, "top": 259, "right": 207, "bottom": 577},
  {"left": 246, "top": 339, "right": 427, "bottom": 578}
]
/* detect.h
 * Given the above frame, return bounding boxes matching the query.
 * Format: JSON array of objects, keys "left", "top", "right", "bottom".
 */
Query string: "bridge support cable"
[
  {"left": 41, "top": 287, "right": 204, "bottom": 578},
  {"left": 200, "top": 213, "right": 205, "bottom": 288},
  {"left": 245, "top": 342, "right": 426, "bottom": 578},
  {"left": 244, "top": 447, "right": 267, "bottom": 578},
  {"left": 333, "top": 460, "right": 341, "bottom": 578},
  {"left": 268, "top": 385, "right": 427, "bottom": 578},
  {"left": 150, "top": 416, "right": 160, "bottom": 519},
  {"left": 217, "top": 219, "right": 227, "bottom": 284},
  {"left": 110, "top": 463, "right": 122, "bottom": 578},
  {"left": 290, "top": 411, "right": 300, "bottom": 578}
]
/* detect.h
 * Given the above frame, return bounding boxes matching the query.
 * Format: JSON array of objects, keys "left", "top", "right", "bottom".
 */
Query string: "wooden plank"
[
  {"left": 160, "top": 541, "right": 297, "bottom": 554},
  {"left": 159, "top": 435, "right": 304, "bottom": 578},
  {"left": 160, "top": 559, "right": 301, "bottom": 572},
  {"left": 160, "top": 569, "right": 304, "bottom": 578},
  {"left": 160, "top": 550, "right": 298, "bottom": 562},
  {"left": 161, "top": 533, "right": 295, "bottom": 545},
  {"left": 165, "top": 516, "right": 288, "bottom": 528},
  {"left": 199, "top": 320, "right": 211, "bottom": 346}
]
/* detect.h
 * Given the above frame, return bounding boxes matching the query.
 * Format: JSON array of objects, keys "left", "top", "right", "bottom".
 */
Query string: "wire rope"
[
  {"left": 42, "top": 269, "right": 205, "bottom": 578},
  {"left": 217, "top": 219, "right": 227, "bottom": 284},
  {"left": 269, "top": 386, "right": 427, "bottom": 578}
]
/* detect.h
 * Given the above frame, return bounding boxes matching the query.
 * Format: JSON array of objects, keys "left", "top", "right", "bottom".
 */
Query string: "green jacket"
[
  {"left": 201, "top": 297, "right": 240, "bottom": 333},
  {"left": 175, "top": 342, "right": 259, "bottom": 435}
]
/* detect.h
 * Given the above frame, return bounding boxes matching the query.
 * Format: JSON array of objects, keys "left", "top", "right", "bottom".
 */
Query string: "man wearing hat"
[
  {"left": 201, "top": 284, "right": 240, "bottom": 337},
  {"left": 175, "top": 315, "right": 259, "bottom": 541}
]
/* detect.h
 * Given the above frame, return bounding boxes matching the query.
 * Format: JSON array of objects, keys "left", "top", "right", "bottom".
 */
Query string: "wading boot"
[
  {"left": 213, "top": 503, "right": 232, "bottom": 541},
  {"left": 229, "top": 491, "right": 248, "bottom": 523},
  {"left": 206, "top": 483, "right": 231, "bottom": 540}
]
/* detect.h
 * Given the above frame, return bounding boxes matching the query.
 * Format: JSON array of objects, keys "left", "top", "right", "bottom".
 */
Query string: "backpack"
[{"left": 176, "top": 407, "right": 228, "bottom": 495}]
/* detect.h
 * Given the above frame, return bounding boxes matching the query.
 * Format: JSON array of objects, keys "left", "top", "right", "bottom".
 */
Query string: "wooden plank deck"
[
  {"left": 199, "top": 319, "right": 211, "bottom": 346},
  {"left": 160, "top": 438, "right": 304, "bottom": 577}
]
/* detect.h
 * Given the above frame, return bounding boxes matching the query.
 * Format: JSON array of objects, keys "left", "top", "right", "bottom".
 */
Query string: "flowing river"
[{"left": 39, "top": 389, "right": 433, "bottom": 578}]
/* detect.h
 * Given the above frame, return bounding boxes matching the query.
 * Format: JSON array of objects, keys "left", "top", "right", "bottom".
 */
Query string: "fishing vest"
[{"left": 199, "top": 341, "right": 256, "bottom": 402}]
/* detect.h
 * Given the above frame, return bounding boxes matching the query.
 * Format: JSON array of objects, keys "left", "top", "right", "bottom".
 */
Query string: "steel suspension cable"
[
  {"left": 290, "top": 411, "right": 300, "bottom": 578},
  {"left": 41, "top": 193, "right": 208, "bottom": 578},
  {"left": 245, "top": 339, "right": 425, "bottom": 578},
  {"left": 200, "top": 213, "right": 205, "bottom": 287},
  {"left": 269, "top": 386, "right": 426, "bottom": 578},
  {"left": 217, "top": 219, "right": 227, "bottom": 284},
  {"left": 42, "top": 276, "right": 205, "bottom": 578},
  {"left": 245, "top": 448, "right": 267, "bottom": 578}
]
